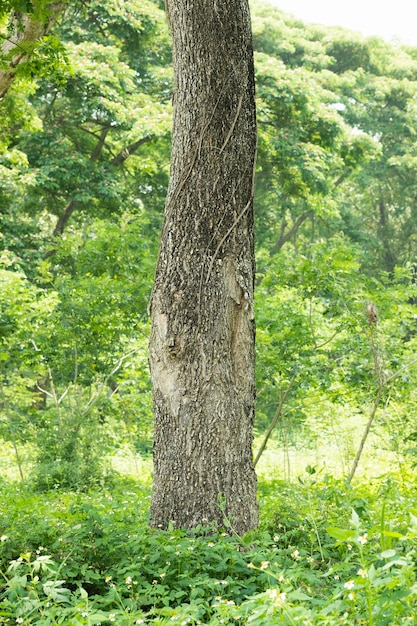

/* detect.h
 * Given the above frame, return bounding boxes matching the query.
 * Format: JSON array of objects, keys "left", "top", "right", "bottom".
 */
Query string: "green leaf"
[
  {"left": 350, "top": 509, "right": 360, "bottom": 530},
  {"left": 379, "top": 549, "right": 396, "bottom": 559},
  {"left": 326, "top": 527, "right": 354, "bottom": 541}
]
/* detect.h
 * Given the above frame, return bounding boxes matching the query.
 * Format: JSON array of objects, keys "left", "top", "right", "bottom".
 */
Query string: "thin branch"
[
  {"left": 347, "top": 385, "right": 384, "bottom": 483},
  {"left": 110, "top": 135, "right": 153, "bottom": 166},
  {"left": 90, "top": 125, "right": 111, "bottom": 162},
  {"left": 347, "top": 303, "right": 417, "bottom": 484},
  {"left": 82, "top": 351, "right": 136, "bottom": 416},
  {"left": 0, "top": 3, "right": 65, "bottom": 98},
  {"left": 271, "top": 211, "right": 313, "bottom": 254},
  {"left": 45, "top": 133, "right": 153, "bottom": 248},
  {"left": 52, "top": 198, "right": 77, "bottom": 237},
  {"left": 254, "top": 376, "right": 297, "bottom": 467}
]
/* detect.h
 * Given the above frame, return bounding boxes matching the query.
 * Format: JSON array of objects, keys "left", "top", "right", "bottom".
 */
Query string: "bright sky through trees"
[{"left": 267, "top": 0, "right": 417, "bottom": 44}]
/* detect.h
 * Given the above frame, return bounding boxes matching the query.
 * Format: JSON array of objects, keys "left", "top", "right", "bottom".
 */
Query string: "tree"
[
  {"left": 0, "top": 1, "right": 65, "bottom": 98},
  {"left": 149, "top": 0, "right": 259, "bottom": 533},
  {"left": 0, "top": 0, "right": 171, "bottom": 273}
]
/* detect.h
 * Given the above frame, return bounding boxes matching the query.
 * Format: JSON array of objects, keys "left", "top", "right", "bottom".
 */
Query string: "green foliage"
[
  {"left": 0, "top": 212, "right": 155, "bottom": 487},
  {"left": 1, "top": 472, "right": 417, "bottom": 624},
  {"left": 1, "top": 11, "right": 417, "bottom": 626},
  {"left": 1, "top": 0, "right": 417, "bottom": 499}
]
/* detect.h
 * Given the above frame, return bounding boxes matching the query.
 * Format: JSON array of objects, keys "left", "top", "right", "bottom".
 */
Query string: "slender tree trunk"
[
  {"left": 0, "top": 2, "right": 64, "bottom": 99},
  {"left": 377, "top": 196, "right": 396, "bottom": 275},
  {"left": 149, "top": 0, "right": 259, "bottom": 533}
]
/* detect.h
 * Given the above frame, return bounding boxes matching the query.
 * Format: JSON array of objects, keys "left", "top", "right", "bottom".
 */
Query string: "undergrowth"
[{"left": 1, "top": 471, "right": 417, "bottom": 624}]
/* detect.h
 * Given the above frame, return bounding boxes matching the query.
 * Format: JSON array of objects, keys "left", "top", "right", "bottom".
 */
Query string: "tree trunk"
[
  {"left": 149, "top": 0, "right": 259, "bottom": 533},
  {"left": 0, "top": 2, "right": 64, "bottom": 99}
]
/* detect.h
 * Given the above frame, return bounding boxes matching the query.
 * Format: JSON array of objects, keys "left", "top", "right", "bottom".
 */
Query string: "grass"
[{"left": 1, "top": 440, "right": 417, "bottom": 625}]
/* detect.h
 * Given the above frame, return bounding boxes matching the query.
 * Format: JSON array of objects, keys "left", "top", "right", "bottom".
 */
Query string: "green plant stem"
[
  {"left": 360, "top": 547, "right": 374, "bottom": 626},
  {"left": 11, "top": 436, "right": 24, "bottom": 482},
  {"left": 0, "top": 386, "right": 25, "bottom": 481},
  {"left": 254, "top": 377, "right": 296, "bottom": 467},
  {"left": 348, "top": 355, "right": 417, "bottom": 483},
  {"left": 306, "top": 487, "right": 324, "bottom": 561},
  {"left": 347, "top": 385, "right": 383, "bottom": 484}
]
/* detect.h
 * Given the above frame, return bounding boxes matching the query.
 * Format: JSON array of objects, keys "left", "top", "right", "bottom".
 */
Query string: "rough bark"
[
  {"left": 0, "top": 2, "right": 64, "bottom": 99},
  {"left": 149, "top": 0, "right": 259, "bottom": 534}
]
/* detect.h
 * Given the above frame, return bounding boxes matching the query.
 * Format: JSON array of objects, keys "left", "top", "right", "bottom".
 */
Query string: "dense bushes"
[{"left": 1, "top": 472, "right": 417, "bottom": 624}]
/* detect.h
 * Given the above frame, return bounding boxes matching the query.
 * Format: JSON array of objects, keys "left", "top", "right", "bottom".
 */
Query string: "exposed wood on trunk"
[{"left": 149, "top": 0, "right": 259, "bottom": 533}]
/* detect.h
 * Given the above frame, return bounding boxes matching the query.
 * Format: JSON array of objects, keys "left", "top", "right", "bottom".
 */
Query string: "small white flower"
[
  {"left": 125, "top": 576, "right": 132, "bottom": 584},
  {"left": 1, "top": 535, "right": 8, "bottom": 542},
  {"left": 260, "top": 560, "right": 270, "bottom": 570},
  {"left": 358, "top": 568, "right": 367, "bottom": 578},
  {"left": 358, "top": 533, "right": 368, "bottom": 545},
  {"left": 108, "top": 614, "right": 116, "bottom": 622},
  {"left": 266, "top": 588, "right": 286, "bottom": 605},
  {"left": 290, "top": 549, "right": 300, "bottom": 560},
  {"left": 16, "top": 619, "right": 24, "bottom": 624},
  {"left": 344, "top": 580, "right": 355, "bottom": 590}
]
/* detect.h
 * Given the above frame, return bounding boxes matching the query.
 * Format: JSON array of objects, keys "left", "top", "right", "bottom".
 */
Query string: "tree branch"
[
  {"left": 52, "top": 198, "right": 77, "bottom": 237},
  {"left": 46, "top": 134, "right": 154, "bottom": 246},
  {"left": 109, "top": 135, "right": 153, "bottom": 166},
  {"left": 0, "top": 2, "right": 65, "bottom": 98},
  {"left": 254, "top": 376, "right": 297, "bottom": 467},
  {"left": 271, "top": 210, "right": 313, "bottom": 254},
  {"left": 90, "top": 125, "right": 111, "bottom": 162}
]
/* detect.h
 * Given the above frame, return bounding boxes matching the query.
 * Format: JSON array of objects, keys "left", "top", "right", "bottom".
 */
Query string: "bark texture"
[
  {"left": 149, "top": 0, "right": 259, "bottom": 533},
  {"left": 0, "top": 2, "right": 64, "bottom": 99}
]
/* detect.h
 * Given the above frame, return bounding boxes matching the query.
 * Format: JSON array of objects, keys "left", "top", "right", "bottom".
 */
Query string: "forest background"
[{"left": 2, "top": 0, "right": 417, "bottom": 623}]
